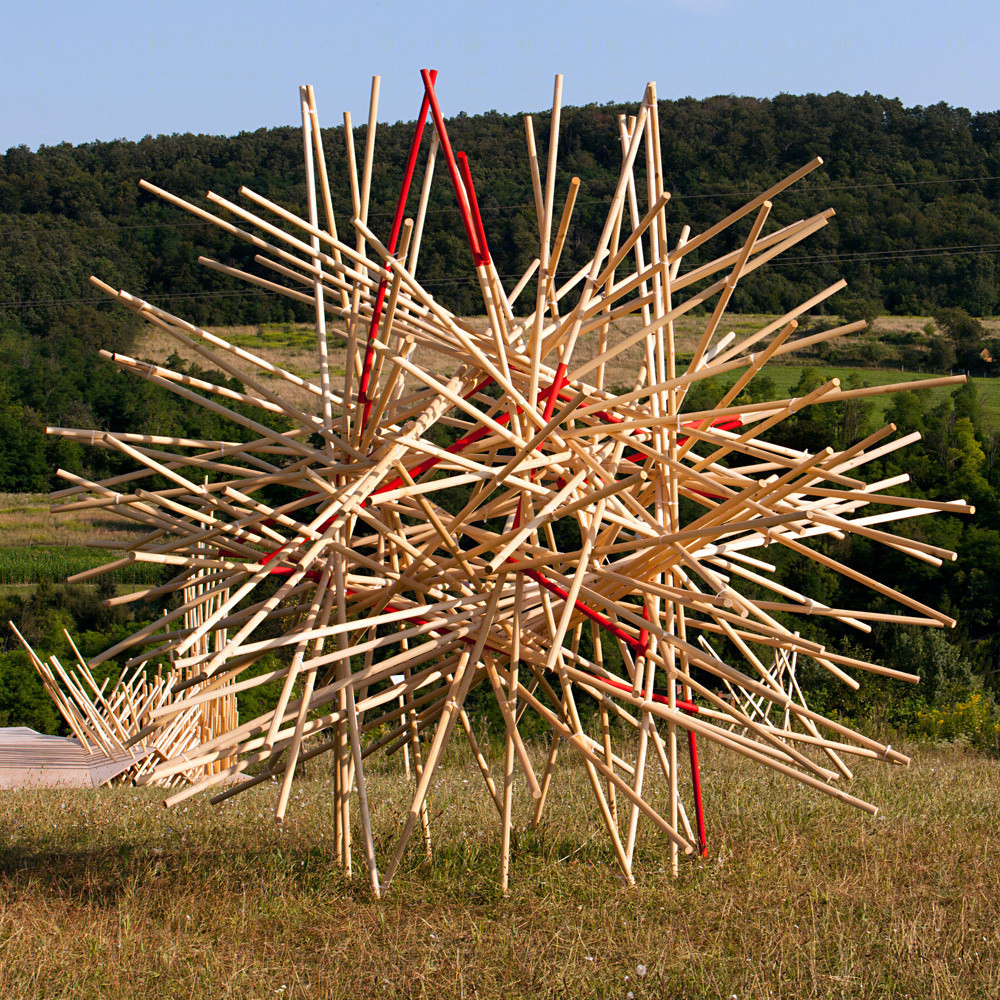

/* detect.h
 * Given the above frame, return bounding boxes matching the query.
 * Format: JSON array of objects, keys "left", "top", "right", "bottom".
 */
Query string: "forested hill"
[
  {"left": 3, "top": 91, "right": 1000, "bottom": 337},
  {"left": 3, "top": 92, "right": 1000, "bottom": 746}
]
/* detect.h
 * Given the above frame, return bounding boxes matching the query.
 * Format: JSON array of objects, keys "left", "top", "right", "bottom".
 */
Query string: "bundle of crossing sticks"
[
  {"left": 11, "top": 561, "right": 237, "bottom": 786},
  {"left": 44, "top": 73, "right": 972, "bottom": 896}
]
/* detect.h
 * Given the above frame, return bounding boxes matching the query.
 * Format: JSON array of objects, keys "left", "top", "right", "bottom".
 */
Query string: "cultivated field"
[
  {"left": 133, "top": 313, "right": 1000, "bottom": 425},
  {"left": 1, "top": 737, "right": 997, "bottom": 999},
  {"left": 0, "top": 494, "right": 153, "bottom": 594}
]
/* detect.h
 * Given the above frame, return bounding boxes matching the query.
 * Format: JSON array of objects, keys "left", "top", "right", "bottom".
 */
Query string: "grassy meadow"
[
  {"left": 134, "top": 313, "right": 1000, "bottom": 427},
  {"left": 1, "top": 737, "right": 998, "bottom": 999}
]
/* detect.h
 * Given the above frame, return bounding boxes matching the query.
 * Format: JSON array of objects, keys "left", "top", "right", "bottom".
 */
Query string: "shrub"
[{"left": 913, "top": 692, "right": 1000, "bottom": 753}]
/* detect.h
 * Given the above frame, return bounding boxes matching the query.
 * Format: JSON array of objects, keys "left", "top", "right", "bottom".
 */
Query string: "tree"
[
  {"left": 934, "top": 307, "right": 987, "bottom": 371},
  {"left": 926, "top": 335, "right": 956, "bottom": 372},
  {"left": 838, "top": 293, "right": 881, "bottom": 330},
  {"left": 0, "top": 650, "right": 62, "bottom": 732}
]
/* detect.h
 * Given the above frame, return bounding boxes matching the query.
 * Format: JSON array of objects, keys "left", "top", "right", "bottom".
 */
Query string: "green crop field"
[
  {"left": 0, "top": 545, "right": 162, "bottom": 588},
  {"left": 0, "top": 494, "right": 160, "bottom": 588}
]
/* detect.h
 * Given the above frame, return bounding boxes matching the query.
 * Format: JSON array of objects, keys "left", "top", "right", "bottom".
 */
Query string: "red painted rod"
[
  {"left": 518, "top": 564, "right": 708, "bottom": 853},
  {"left": 456, "top": 151, "right": 491, "bottom": 267},
  {"left": 687, "top": 730, "right": 709, "bottom": 856},
  {"left": 420, "top": 69, "right": 482, "bottom": 264},
  {"left": 358, "top": 70, "right": 438, "bottom": 430}
]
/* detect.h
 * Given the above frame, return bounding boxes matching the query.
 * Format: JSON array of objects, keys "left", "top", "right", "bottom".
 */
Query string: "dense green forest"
[
  {"left": 3, "top": 91, "right": 1000, "bottom": 330},
  {"left": 2, "top": 92, "right": 1000, "bottom": 748},
  {"left": 3, "top": 93, "right": 1000, "bottom": 493}
]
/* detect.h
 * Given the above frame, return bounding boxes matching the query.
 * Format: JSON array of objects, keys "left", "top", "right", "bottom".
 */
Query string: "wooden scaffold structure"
[
  {"left": 10, "top": 559, "right": 237, "bottom": 786},
  {"left": 41, "top": 72, "right": 972, "bottom": 895}
]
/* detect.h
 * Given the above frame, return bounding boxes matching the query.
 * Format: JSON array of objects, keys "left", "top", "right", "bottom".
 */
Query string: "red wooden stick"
[
  {"left": 457, "top": 151, "right": 491, "bottom": 266},
  {"left": 687, "top": 730, "right": 708, "bottom": 856},
  {"left": 358, "top": 71, "right": 438, "bottom": 430},
  {"left": 420, "top": 69, "right": 482, "bottom": 263}
]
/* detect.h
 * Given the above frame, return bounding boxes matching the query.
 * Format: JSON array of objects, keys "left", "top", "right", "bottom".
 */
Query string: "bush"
[
  {"left": 934, "top": 307, "right": 985, "bottom": 346},
  {"left": 913, "top": 692, "right": 1000, "bottom": 753}
]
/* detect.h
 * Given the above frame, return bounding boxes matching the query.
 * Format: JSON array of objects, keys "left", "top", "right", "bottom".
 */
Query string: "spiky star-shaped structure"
[{"left": 49, "top": 74, "right": 971, "bottom": 896}]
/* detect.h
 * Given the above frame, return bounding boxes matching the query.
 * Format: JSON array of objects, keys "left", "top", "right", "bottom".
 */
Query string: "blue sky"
[{"left": 3, "top": 0, "right": 997, "bottom": 151}]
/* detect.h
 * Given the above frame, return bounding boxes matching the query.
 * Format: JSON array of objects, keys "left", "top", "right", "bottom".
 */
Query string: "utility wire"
[
  {"left": 1, "top": 173, "right": 999, "bottom": 237},
  {"left": 3, "top": 239, "right": 1000, "bottom": 311}
]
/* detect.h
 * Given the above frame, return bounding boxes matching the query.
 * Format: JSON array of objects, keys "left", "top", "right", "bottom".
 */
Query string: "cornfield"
[{"left": 0, "top": 546, "right": 164, "bottom": 587}]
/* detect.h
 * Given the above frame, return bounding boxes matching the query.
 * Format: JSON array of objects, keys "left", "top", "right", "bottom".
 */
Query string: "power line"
[
  {"left": 803, "top": 174, "right": 1000, "bottom": 193},
  {"left": 1, "top": 173, "right": 999, "bottom": 238},
  {"left": 2, "top": 240, "right": 1000, "bottom": 311},
  {"left": 770, "top": 242, "right": 1000, "bottom": 266},
  {"left": 0, "top": 288, "right": 269, "bottom": 309}
]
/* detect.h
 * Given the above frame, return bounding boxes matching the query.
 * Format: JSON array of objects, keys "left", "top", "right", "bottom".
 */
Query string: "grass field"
[
  {"left": 755, "top": 365, "right": 1000, "bottom": 424},
  {"left": 0, "top": 493, "right": 145, "bottom": 550},
  {"left": 133, "top": 314, "right": 1000, "bottom": 430},
  {"left": 2, "top": 737, "right": 998, "bottom": 999},
  {"left": 0, "top": 494, "right": 156, "bottom": 591}
]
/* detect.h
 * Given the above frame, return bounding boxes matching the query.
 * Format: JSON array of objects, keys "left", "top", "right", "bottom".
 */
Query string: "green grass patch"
[
  {"left": 228, "top": 323, "right": 318, "bottom": 352},
  {"left": 760, "top": 366, "right": 1000, "bottom": 422}
]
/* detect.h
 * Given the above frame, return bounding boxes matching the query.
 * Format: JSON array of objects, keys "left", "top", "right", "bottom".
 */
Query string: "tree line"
[
  {"left": 2, "top": 91, "right": 1000, "bottom": 333},
  {"left": 2, "top": 91, "right": 1000, "bottom": 747},
  {"left": 2, "top": 91, "right": 999, "bottom": 495}
]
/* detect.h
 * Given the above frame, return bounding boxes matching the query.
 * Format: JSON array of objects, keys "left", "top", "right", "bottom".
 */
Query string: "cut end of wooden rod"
[{"left": 89, "top": 275, "right": 118, "bottom": 296}]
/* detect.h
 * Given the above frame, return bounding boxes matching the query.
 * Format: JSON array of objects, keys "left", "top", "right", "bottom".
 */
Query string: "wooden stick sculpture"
[
  {"left": 44, "top": 74, "right": 971, "bottom": 895},
  {"left": 11, "top": 576, "right": 238, "bottom": 787}
]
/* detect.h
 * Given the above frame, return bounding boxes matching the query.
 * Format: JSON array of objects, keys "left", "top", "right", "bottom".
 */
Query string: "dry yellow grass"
[
  {"left": 0, "top": 493, "right": 146, "bottom": 549},
  {"left": 2, "top": 736, "right": 997, "bottom": 999},
  {"left": 132, "top": 311, "right": 1000, "bottom": 420},
  {"left": 132, "top": 313, "right": 765, "bottom": 413}
]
